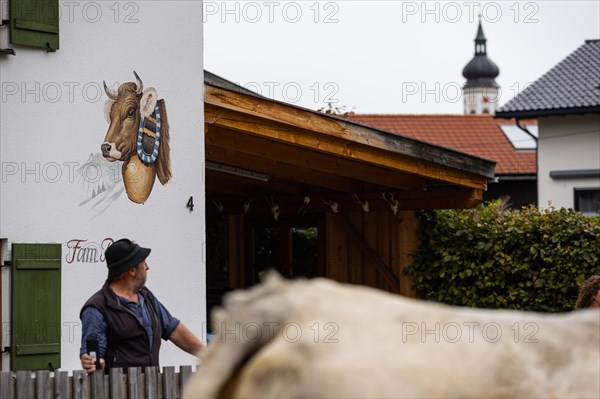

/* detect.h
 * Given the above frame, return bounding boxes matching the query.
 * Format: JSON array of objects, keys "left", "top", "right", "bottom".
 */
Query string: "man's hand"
[{"left": 80, "top": 353, "right": 105, "bottom": 374}]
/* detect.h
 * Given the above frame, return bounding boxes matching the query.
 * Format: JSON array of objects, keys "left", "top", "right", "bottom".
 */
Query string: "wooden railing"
[{"left": 0, "top": 365, "right": 195, "bottom": 398}]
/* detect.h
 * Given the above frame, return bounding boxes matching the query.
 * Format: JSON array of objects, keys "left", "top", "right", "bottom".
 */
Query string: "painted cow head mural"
[{"left": 102, "top": 71, "right": 171, "bottom": 204}]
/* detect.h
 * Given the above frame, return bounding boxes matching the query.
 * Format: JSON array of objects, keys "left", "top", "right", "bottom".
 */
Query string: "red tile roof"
[{"left": 349, "top": 114, "right": 537, "bottom": 175}]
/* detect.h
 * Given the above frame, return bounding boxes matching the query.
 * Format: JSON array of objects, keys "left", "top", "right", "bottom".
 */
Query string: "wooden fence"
[{"left": 0, "top": 365, "right": 196, "bottom": 399}]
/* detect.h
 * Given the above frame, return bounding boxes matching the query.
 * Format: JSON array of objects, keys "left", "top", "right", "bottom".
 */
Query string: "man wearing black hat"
[{"left": 79, "top": 238, "right": 204, "bottom": 373}]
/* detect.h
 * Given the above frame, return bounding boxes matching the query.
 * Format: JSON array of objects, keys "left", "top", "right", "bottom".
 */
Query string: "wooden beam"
[
  {"left": 205, "top": 84, "right": 496, "bottom": 179},
  {"left": 205, "top": 170, "right": 307, "bottom": 196},
  {"left": 205, "top": 105, "right": 489, "bottom": 190},
  {"left": 205, "top": 143, "right": 364, "bottom": 193},
  {"left": 397, "top": 210, "right": 418, "bottom": 298},
  {"left": 207, "top": 187, "right": 483, "bottom": 215},
  {"left": 331, "top": 213, "right": 399, "bottom": 291},
  {"left": 206, "top": 125, "right": 427, "bottom": 191}
]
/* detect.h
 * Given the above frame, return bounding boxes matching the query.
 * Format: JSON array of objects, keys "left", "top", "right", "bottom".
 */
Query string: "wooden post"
[
  {"left": 72, "top": 369, "right": 89, "bottom": 399},
  {"left": 90, "top": 370, "right": 104, "bottom": 398},
  {"left": 109, "top": 368, "right": 125, "bottom": 399},
  {"left": 127, "top": 367, "right": 142, "bottom": 398},
  {"left": 162, "top": 366, "right": 176, "bottom": 398},
  {"left": 145, "top": 366, "right": 159, "bottom": 399},
  {"left": 54, "top": 370, "right": 69, "bottom": 399},
  {"left": 397, "top": 210, "right": 418, "bottom": 298},
  {"left": 179, "top": 365, "right": 193, "bottom": 395},
  {"left": 0, "top": 371, "right": 13, "bottom": 398},
  {"left": 15, "top": 371, "right": 33, "bottom": 399},
  {"left": 0, "top": 239, "right": 6, "bottom": 371},
  {"left": 35, "top": 370, "right": 51, "bottom": 399}
]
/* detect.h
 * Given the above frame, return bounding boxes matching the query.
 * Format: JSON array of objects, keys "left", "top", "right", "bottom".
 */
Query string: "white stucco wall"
[
  {"left": 0, "top": 1, "right": 205, "bottom": 371},
  {"left": 538, "top": 114, "right": 600, "bottom": 209}
]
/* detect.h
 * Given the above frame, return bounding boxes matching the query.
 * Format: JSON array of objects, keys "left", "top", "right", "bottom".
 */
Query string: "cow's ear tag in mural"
[{"left": 137, "top": 90, "right": 161, "bottom": 165}]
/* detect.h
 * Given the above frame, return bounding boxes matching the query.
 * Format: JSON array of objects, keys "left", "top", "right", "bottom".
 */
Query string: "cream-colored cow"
[{"left": 185, "top": 275, "right": 600, "bottom": 399}]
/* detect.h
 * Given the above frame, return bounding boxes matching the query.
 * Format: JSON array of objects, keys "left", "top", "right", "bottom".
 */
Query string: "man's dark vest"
[{"left": 81, "top": 280, "right": 162, "bottom": 370}]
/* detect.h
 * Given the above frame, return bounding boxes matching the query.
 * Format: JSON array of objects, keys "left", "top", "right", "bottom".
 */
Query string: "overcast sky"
[{"left": 203, "top": 0, "right": 600, "bottom": 114}]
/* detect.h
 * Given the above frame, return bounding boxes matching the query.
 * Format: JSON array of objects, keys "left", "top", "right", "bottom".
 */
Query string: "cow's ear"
[
  {"left": 140, "top": 88, "right": 158, "bottom": 118},
  {"left": 104, "top": 99, "right": 115, "bottom": 124}
]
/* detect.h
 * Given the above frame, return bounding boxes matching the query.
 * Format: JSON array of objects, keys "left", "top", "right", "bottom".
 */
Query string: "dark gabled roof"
[
  {"left": 496, "top": 39, "right": 600, "bottom": 118},
  {"left": 204, "top": 70, "right": 265, "bottom": 97}
]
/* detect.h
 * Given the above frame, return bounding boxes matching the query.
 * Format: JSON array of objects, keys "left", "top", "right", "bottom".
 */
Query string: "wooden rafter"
[
  {"left": 205, "top": 104, "right": 489, "bottom": 190},
  {"left": 205, "top": 144, "right": 364, "bottom": 193},
  {"left": 205, "top": 84, "right": 495, "bottom": 185},
  {"left": 206, "top": 125, "right": 427, "bottom": 191}
]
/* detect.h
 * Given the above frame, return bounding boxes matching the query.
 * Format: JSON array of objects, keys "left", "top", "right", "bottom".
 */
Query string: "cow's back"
[{"left": 185, "top": 275, "right": 600, "bottom": 398}]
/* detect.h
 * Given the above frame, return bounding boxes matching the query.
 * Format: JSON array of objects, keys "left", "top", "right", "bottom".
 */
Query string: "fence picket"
[
  {"left": 162, "top": 366, "right": 176, "bottom": 399},
  {"left": 15, "top": 371, "right": 33, "bottom": 399},
  {"left": 179, "top": 365, "right": 193, "bottom": 396},
  {"left": 72, "top": 370, "right": 89, "bottom": 399},
  {"left": 127, "top": 367, "right": 142, "bottom": 399},
  {"left": 90, "top": 370, "right": 104, "bottom": 399},
  {"left": 35, "top": 371, "right": 51, "bottom": 399},
  {"left": 54, "top": 371, "right": 69, "bottom": 399},
  {"left": 109, "top": 368, "right": 125, "bottom": 399},
  {"left": 145, "top": 367, "right": 159, "bottom": 399},
  {"left": 0, "top": 371, "right": 13, "bottom": 398},
  {"left": 2, "top": 365, "right": 195, "bottom": 399}
]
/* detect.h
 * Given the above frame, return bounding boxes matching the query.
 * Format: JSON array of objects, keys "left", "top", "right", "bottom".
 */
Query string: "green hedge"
[{"left": 404, "top": 201, "right": 600, "bottom": 312}]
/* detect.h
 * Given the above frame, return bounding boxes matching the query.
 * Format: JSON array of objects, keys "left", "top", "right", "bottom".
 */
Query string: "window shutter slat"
[
  {"left": 10, "top": 243, "right": 62, "bottom": 371},
  {"left": 14, "top": 19, "right": 59, "bottom": 34},
  {"left": 15, "top": 344, "right": 60, "bottom": 356},
  {"left": 9, "top": 0, "right": 59, "bottom": 49}
]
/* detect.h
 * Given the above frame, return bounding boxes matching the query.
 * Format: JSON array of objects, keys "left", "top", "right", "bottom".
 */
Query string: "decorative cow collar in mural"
[{"left": 102, "top": 71, "right": 171, "bottom": 204}]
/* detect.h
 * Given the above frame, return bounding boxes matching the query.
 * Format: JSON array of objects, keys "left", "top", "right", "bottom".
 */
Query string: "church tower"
[{"left": 462, "top": 18, "right": 500, "bottom": 114}]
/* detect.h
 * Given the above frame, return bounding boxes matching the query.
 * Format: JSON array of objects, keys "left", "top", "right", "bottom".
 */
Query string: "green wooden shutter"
[
  {"left": 9, "top": 0, "right": 59, "bottom": 50},
  {"left": 10, "top": 243, "right": 61, "bottom": 371}
]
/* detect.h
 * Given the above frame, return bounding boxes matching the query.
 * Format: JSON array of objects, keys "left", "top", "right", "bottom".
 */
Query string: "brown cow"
[{"left": 102, "top": 71, "right": 171, "bottom": 203}]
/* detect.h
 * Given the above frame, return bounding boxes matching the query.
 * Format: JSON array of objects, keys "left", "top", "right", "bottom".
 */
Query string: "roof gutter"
[
  {"left": 515, "top": 118, "right": 538, "bottom": 142},
  {"left": 494, "top": 106, "right": 600, "bottom": 119}
]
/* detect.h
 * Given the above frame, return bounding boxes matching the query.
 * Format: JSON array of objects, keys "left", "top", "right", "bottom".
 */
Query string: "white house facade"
[
  {"left": 496, "top": 39, "right": 600, "bottom": 215},
  {"left": 538, "top": 114, "right": 600, "bottom": 212},
  {"left": 0, "top": 0, "right": 205, "bottom": 371}
]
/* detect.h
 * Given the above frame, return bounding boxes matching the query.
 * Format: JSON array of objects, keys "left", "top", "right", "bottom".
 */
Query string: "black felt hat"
[{"left": 105, "top": 239, "right": 151, "bottom": 280}]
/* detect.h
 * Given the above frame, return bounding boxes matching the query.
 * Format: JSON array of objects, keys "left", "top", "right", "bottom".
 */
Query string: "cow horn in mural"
[
  {"left": 103, "top": 81, "right": 117, "bottom": 100},
  {"left": 134, "top": 70, "right": 143, "bottom": 94},
  {"left": 100, "top": 71, "right": 171, "bottom": 204}
]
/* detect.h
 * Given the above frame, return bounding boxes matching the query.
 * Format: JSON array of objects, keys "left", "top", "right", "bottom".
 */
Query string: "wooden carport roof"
[{"left": 204, "top": 71, "right": 496, "bottom": 214}]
